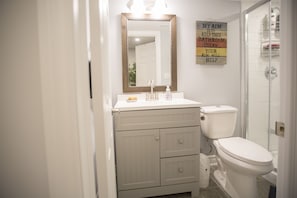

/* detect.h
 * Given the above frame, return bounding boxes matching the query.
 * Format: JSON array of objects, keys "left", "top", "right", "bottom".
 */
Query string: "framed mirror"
[{"left": 121, "top": 13, "right": 177, "bottom": 92}]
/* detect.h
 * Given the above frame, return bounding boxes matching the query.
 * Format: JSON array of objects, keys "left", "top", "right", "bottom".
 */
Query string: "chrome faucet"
[
  {"left": 150, "top": 80, "right": 154, "bottom": 96},
  {"left": 146, "top": 80, "right": 158, "bottom": 100}
]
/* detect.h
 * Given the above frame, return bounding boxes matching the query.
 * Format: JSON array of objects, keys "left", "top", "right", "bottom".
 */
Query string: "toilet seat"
[{"left": 217, "top": 137, "right": 273, "bottom": 166}]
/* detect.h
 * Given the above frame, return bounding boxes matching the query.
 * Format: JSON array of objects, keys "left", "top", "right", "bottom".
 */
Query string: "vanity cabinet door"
[{"left": 116, "top": 129, "right": 160, "bottom": 190}]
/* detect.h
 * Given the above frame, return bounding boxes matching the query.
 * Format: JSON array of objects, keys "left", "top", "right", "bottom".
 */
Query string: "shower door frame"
[{"left": 241, "top": 0, "right": 275, "bottom": 150}]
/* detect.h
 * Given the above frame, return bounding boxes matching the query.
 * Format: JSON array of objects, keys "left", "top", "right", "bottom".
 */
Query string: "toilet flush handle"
[{"left": 201, "top": 113, "right": 205, "bottom": 121}]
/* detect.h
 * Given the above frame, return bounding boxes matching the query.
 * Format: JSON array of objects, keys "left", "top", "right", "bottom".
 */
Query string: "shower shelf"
[{"left": 261, "top": 40, "right": 280, "bottom": 57}]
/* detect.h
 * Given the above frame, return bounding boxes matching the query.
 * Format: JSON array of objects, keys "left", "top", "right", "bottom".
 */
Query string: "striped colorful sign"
[{"left": 196, "top": 21, "right": 227, "bottom": 65}]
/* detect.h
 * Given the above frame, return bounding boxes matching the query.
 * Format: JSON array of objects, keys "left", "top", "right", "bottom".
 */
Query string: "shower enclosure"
[{"left": 242, "top": 0, "right": 280, "bottom": 174}]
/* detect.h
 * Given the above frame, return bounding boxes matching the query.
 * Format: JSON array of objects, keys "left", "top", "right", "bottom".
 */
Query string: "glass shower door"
[{"left": 244, "top": 0, "right": 280, "bottom": 170}]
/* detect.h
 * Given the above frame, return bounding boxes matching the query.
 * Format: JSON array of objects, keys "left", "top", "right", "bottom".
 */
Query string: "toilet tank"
[{"left": 200, "top": 105, "right": 238, "bottom": 139}]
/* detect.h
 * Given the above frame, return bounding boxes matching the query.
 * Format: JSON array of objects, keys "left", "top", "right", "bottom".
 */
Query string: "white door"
[{"left": 135, "top": 42, "right": 156, "bottom": 86}]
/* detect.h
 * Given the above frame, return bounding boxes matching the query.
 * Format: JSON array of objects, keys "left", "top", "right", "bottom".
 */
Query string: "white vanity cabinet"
[{"left": 114, "top": 107, "right": 200, "bottom": 198}]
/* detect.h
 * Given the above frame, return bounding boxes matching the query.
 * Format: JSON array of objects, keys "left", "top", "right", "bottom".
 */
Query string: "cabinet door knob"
[
  {"left": 178, "top": 167, "right": 184, "bottom": 173},
  {"left": 155, "top": 136, "right": 160, "bottom": 141},
  {"left": 178, "top": 139, "right": 184, "bottom": 144}
]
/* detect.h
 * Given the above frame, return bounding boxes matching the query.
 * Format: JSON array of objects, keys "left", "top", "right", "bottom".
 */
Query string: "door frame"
[{"left": 277, "top": 0, "right": 297, "bottom": 197}]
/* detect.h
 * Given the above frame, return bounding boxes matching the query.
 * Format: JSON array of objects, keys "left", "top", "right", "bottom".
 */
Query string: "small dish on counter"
[{"left": 126, "top": 96, "right": 138, "bottom": 102}]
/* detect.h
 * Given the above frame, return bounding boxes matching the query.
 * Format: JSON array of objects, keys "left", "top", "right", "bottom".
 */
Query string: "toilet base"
[
  {"left": 213, "top": 169, "right": 237, "bottom": 198},
  {"left": 213, "top": 169, "right": 226, "bottom": 188},
  {"left": 213, "top": 168, "right": 258, "bottom": 198}
]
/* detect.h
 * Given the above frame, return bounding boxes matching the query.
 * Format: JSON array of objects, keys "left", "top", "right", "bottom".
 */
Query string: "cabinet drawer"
[
  {"left": 160, "top": 127, "right": 200, "bottom": 157},
  {"left": 114, "top": 108, "right": 200, "bottom": 131},
  {"left": 161, "top": 155, "right": 199, "bottom": 186}
]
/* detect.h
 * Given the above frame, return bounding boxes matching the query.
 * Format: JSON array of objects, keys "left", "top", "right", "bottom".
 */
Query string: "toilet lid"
[{"left": 218, "top": 137, "right": 273, "bottom": 165}]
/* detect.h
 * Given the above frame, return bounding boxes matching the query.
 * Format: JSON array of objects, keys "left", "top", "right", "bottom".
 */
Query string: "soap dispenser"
[{"left": 165, "top": 85, "right": 172, "bottom": 100}]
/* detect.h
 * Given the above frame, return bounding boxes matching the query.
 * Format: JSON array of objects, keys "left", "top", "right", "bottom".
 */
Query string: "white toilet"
[{"left": 200, "top": 105, "right": 273, "bottom": 198}]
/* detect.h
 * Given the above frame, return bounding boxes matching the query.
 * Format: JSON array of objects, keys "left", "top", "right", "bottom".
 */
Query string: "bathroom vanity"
[{"left": 113, "top": 93, "right": 201, "bottom": 198}]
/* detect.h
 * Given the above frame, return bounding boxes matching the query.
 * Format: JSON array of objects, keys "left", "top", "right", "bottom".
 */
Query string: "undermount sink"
[{"left": 113, "top": 92, "right": 201, "bottom": 111}]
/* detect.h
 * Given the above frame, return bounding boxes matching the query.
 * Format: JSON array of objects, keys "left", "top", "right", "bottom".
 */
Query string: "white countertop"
[{"left": 113, "top": 92, "right": 201, "bottom": 112}]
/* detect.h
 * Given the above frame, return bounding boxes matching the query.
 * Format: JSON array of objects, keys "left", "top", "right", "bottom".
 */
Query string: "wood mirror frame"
[{"left": 121, "top": 13, "right": 177, "bottom": 92}]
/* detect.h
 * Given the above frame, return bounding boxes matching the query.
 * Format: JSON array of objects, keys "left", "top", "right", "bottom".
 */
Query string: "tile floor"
[
  {"left": 153, "top": 167, "right": 273, "bottom": 198},
  {"left": 153, "top": 178, "right": 228, "bottom": 198}
]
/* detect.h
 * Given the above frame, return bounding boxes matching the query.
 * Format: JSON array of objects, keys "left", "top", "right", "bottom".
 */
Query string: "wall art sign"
[{"left": 196, "top": 21, "right": 227, "bottom": 65}]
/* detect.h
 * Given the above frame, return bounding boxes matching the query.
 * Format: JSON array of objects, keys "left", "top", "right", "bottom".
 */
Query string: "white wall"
[
  {"left": 0, "top": 1, "right": 49, "bottom": 197},
  {"left": 109, "top": 0, "right": 241, "bottom": 153}
]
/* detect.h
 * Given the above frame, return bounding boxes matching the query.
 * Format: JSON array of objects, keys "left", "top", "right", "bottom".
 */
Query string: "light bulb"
[
  {"left": 131, "top": 0, "right": 145, "bottom": 14},
  {"left": 153, "top": 0, "right": 167, "bottom": 14}
]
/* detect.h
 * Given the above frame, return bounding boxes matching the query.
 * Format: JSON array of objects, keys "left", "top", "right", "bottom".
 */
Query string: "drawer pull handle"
[
  {"left": 178, "top": 167, "right": 184, "bottom": 173},
  {"left": 178, "top": 139, "right": 184, "bottom": 144},
  {"left": 155, "top": 136, "right": 160, "bottom": 141}
]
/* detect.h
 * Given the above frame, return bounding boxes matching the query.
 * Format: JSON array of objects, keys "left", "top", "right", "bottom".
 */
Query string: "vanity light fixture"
[
  {"left": 134, "top": 38, "right": 140, "bottom": 42},
  {"left": 127, "top": 0, "right": 167, "bottom": 14},
  {"left": 152, "top": 0, "right": 167, "bottom": 13},
  {"left": 130, "top": 0, "right": 145, "bottom": 14}
]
